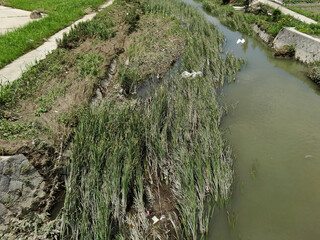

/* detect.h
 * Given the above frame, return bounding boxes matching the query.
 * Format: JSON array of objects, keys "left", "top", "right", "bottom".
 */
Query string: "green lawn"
[{"left": 0, "top": 0, "right": 108, "bottom": 69}]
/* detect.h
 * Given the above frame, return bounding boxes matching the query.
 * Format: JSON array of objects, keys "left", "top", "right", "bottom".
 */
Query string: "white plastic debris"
[
  {"left": 160, "top": 215, "right": 166, "bottom": 221},
  {"left": 181, "top": 71, "right": 192, "bottom": 78},
  {"left": 193, "top": 71, "right": 203, "bottom": 78},
  {"left": 181, "top": 71, "right": 203, "bottom": 78},
  {"left": 152, "top": 216, "right": 159, "bottom": 224},
  {"left": 236, "top": 38, "right": 246, "bottom": 44}
]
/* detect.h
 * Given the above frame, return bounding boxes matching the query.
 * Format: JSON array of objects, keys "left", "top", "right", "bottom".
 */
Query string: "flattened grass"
[{"left": 62, "top": 0, "right": 243, "bottom": 239}]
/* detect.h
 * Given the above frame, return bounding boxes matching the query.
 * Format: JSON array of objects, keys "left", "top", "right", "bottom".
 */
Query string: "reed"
[{"left": 61, "top": 0, "right": 244, "bottom": 238}]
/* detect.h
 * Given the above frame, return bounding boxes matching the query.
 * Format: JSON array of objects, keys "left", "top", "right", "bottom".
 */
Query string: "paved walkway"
[
  {"left": 0, "top": 6, "right": 40, "bottom": 35},
  {"left": 254, "top": 0, "right": 317, "bottom": 24},
  {"left": 0, "top": 0, "right": 114, "bottom": 86}
]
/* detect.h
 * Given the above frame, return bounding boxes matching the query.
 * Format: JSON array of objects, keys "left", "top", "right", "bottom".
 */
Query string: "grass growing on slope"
[
  {"left": 0, "top": 0, "right": 121, "bottom": 155},
  {"left": 283, "top": 0, "right": 320, "bottom": 4},
  {"left": 200, "top": 0, "right": 320, "bottom": 37},
  {"left": 287, "top": 5, "right": 320, "bottom": 22},
  {"left": 62, "top": 102, "right": 146, "bottom": 239},
  {"left": 0, "top": 0, "right": 109, "bottom": 68},
  {"left": 62, "top": 0, "right": 244, "bottom": 239},
  {"left": 0, "top": 2, "right": 133, "bottom": 238}
]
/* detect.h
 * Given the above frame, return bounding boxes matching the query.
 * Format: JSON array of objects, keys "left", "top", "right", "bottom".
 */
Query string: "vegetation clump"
[
  {"left": 308, "top": 62, "right": 320, "bottom": 84},
  {"left": 274, "top": 45, "right": 296, "bottom": 58},
  {"left": 62, "top": 0, "right": 244, "bottom": 239},
  {"left": 1, "top": 0, "right": 244, "bottom": 239},
  {"left": 200, "top": 0, "right": 320, "bottom": 37}
]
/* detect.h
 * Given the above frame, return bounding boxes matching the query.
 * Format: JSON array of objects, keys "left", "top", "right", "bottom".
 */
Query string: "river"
[{"left": 181, "top": 0, "right": 320, "bottom": 239}]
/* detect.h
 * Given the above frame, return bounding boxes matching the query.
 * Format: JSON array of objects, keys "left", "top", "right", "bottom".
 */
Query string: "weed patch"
[
  {"left": 76, "top": 53, "right": 105, "bottom": 77},
  {"left": 62, "top": 0, "right": 243, "bottom": 239},
  {"left": 200, "top": 0, "right": 320, "bottom": 37},
  {"left": 308, "top": 62, "right": 320, "bottom": 84},
  {"left": 1, "top": 0, "right": 243, "bottom": 238},
  {"left": 58, "top": 19, "right": 115, "bottom": 49}
]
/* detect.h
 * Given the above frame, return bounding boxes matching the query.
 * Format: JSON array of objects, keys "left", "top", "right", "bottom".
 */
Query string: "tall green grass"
[
  {"left": 62, "top": 0, "right": 243, "bottom": 238},
  {"left": 61, "top": 102, "right": 146, "bottom": 239}
]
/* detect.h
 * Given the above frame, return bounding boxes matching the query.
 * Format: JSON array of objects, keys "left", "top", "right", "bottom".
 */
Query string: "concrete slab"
[
  {"left": 0, "top": 6, "right": 40, "bottom": 35},
  {"left": 0, "top": 0, "right": 114, "bottom": 85},
  {"left": 0, "top": 6, "right": 31, "bottom": 17}
]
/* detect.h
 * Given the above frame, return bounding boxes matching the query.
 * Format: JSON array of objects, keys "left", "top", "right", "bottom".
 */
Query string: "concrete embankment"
[
  {"left": 253, "top": 25, "right": 320, "bottom": 63},
  {"left": 253, "top": 24, "right": 273, "bottom": 45},
  {"left": 273, "top": 27, "right": 320, "bottom": 63}
]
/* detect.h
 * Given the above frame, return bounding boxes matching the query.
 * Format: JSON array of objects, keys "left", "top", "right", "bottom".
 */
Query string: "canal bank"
[
  {"left": 0, "top": 0, "right": 243, "bottom": 238},
  {"left": 199, "top": 0, "right": 320, "bottom": 76},
  {"left": 182, "top": 0, "right": 320, "bottom": 239}
]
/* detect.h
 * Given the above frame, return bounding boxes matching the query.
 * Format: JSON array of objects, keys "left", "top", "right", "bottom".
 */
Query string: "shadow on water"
[{"left": 181, "top": 0, "right": 320, "bottom": 239}]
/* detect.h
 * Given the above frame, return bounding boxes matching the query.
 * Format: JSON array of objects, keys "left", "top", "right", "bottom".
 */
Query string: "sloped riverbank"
[{"left": 0, "top": 0, "right": 243, "bottom": 238}]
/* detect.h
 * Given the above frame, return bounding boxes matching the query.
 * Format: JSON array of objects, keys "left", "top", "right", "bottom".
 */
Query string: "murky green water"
[{"left": 182, "top": 0, "right": 320, "bottom": 239}]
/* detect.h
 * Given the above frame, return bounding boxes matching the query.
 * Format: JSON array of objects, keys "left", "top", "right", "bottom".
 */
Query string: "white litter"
[
  {"left": 236, "top": 38, "right": 246, "bottom": 44},
  {"left": 152, "top": 216, "right": 160, "bottom": 224},
  {"left": 160, "top": 215, "right": 166, "bottom": 221},
  {"left": 181, "top": 71, "right": 203, "bottom": 78},
  {"left": 181, "top": 71, "right": 192, "bottom": 78}
]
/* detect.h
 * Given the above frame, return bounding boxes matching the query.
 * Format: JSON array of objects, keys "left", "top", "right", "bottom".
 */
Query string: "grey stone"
[
  {"left": 0, "top": 175, "right": 9, "bottom": 192},
  {"left": 0, "top": 203, "right": 8, "bottom": 217},
  {"left": 253, "top": 24, "right": 272, "bottom": 45},
  {"left": 0, "top": 192, "right": 9, "bottom": 202},
  {"left": 30, "top": 10, "right": 42, "bottom": 19},
  {"left": 0, "top": 154, "right": 46, "bottom": 232},
  {"left": 8, "top": 180, "right": 23, "bottom": 192},
  {"left": 30, "top": 175, "right": 43, "bottom": 188}
]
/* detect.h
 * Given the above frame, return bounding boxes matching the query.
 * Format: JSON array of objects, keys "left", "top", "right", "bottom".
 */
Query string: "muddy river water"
[{"left": 182, "top": 0, "right": 320, "bottom": 239}]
